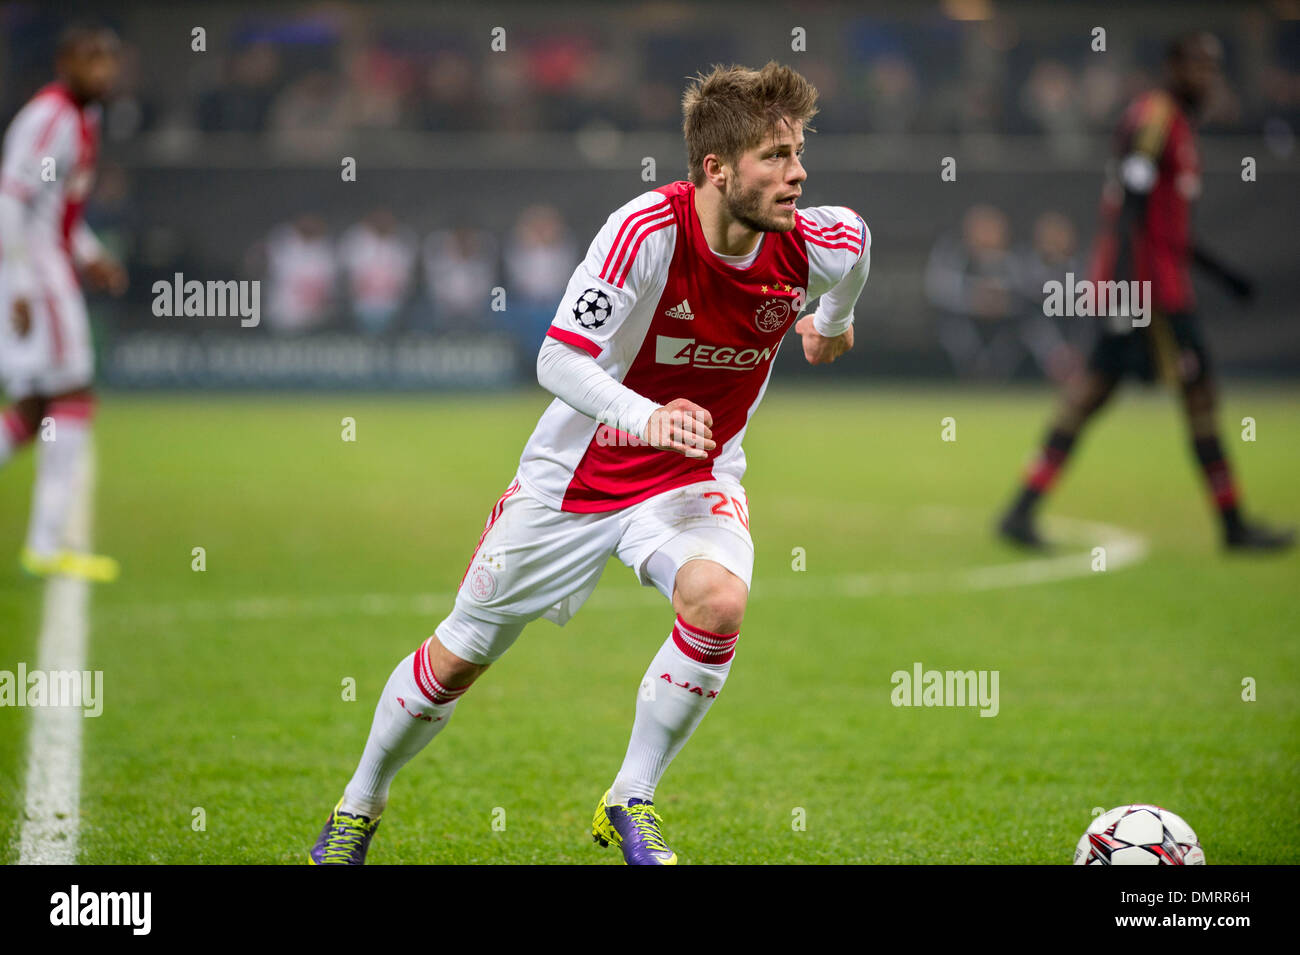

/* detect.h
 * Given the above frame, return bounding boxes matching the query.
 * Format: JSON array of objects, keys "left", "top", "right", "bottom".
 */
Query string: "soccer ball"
[
  {"left": 572, "top": 287, "right": 612, "bottom": 329},
  {"left": 1073, "top": 804, "right": 1206, "bottom": 865}
]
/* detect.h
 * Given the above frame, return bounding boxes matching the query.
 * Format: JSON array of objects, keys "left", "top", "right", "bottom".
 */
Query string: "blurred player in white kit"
[{"left": 0, "top": 21, "right": 127, "bottom": 582}]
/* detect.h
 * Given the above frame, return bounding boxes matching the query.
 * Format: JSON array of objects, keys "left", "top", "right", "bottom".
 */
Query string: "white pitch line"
[
  {"left": 18, "top": 444, "right": 94, "bottom": 865},
  {"left": 760, "top": 510, "right": 1149, "bottom": 599},
  {"left": 97, "top": 509, "right": 1148, "bottom": 628}
]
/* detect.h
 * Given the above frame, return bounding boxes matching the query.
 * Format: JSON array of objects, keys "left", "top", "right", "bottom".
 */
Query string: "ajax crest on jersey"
[
  {"left": 572, "top": 287, "right": 612, "bottom": 329},
  {"left": 1074, "top": 804, "right": 1206, "bottom": 865},
  {"left": 754, "top": 298, "right": 791, "bottom": 333}
]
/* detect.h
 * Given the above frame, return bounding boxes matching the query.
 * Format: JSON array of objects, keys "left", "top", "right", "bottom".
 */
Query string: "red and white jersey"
[
  {"left": 0, "top": 81, "right": 100, "bottom": 270},
  {"left": 519, "top": 179, "right": 869, "bottom": 513}
]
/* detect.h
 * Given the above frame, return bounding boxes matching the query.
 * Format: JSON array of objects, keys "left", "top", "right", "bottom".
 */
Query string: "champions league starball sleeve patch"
[{"left": 571, "top": 287, "right": 613, "bottom": 330}]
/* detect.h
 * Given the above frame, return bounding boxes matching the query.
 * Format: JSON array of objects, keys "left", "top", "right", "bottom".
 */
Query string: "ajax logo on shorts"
[
  {"left": 469, "top": 565, "right": 497, "bottom": 601},
  {"left": 467, "top": 548, "right": 504, "bottom": 603}
]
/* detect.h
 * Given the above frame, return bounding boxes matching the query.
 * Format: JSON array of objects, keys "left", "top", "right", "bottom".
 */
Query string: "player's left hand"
[
  {"left": 84, "top": 257, "right": 128, "bottom": 296},
  {"left": 795, "top": 315, "right": 853, "bottom": 365}
]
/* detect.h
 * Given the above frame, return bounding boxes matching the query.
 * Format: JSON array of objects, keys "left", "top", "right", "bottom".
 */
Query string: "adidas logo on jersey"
[{"left": 665, "top": 299, "right": 694, "bottom": 320}]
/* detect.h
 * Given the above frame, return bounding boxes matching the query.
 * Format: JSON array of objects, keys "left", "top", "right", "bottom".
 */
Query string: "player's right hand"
[
  {"left": 11, "top": 298, "right": 31, "bottom": 337},
  {"left": 645, "top": 398, "right": 715, "bottom": 460},
  {"left": 795, "top": 314, "right": 854, "bottom": 365},
  {"left": 84, "top": 256, "right": 128, "bottom": 296}
]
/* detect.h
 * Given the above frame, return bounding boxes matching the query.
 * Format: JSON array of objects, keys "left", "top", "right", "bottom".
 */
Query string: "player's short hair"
[
  {"left": 681, "top": 61, "right": 819, "bottom": 187},
  {"left": 56, "top": 19, "right": 118, "bottom": 62}
]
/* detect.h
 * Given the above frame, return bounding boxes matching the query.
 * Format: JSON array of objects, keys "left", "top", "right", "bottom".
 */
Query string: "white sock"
[
  {"left": 608, "top": 615, "right": 739, "bottom": 805},
  {"left": 0, "top": 406, "right": 35, "bottom": 468},
  {"left": 341, "top": 636, "right": 469, "bottom": 818},
  {"left": 25, "top": 401, "right": 91, "bottom": 557}
]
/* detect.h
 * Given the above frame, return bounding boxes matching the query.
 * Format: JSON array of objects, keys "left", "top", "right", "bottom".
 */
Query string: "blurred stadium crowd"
[
  {"left": 1, "top": 1, "right": 1296, "bottom": 385},
  {"left": 7, "top": 2, "right": 1298, "bottom": 142},
  {"left": 243, "top": 205, "right": 573, "bottom": 351}
]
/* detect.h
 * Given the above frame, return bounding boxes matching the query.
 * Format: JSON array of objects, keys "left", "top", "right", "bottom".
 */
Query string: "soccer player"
[
  {"left": 0, "top": 22, "right": 127, "bottom": 581},
  {"left": 310, "top": 62, "right": 870, "bottom": 865},
  {"left": 998, "top": 33, "right": 1293, "bottom": 552}
]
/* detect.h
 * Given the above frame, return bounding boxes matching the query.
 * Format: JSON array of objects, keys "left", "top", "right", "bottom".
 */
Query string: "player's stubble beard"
[{"left": 723, "top": 174, "right": 794, "bottom": 234}]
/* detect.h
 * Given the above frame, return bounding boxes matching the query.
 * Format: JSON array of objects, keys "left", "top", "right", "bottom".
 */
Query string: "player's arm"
[
  {"left": 536, "top": 194, "right": 713, "bottom": 458},
  {"left": 0, "top": 189, "right": 34, "bottom": 335},
  {"left": 1191, "top": 244, "right": 1254, "bottom": 301},
  {"left": 0, "top": 111, "right": 52, "bottom": 336},
  {"left": 1111, "top": 94, "right": 1174, "bottom": 281},
  {"left": 796, "top": 208, "right": 870, "bottom": 365},
  {"left": 71, "top": 220, "right": 127, "bottom": 295},
  {"left": 536, "top": 338, "right": 714, "bottom": 458},
  {"left": 1111, "top": 168, "right": 1150, "bottom": 287},
  {"left": 0, "top": 103, "right": 80, "bottom": 333}
]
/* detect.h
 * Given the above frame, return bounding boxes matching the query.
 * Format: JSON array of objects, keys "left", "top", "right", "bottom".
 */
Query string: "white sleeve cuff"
[{"left": 812, "top": 310, "right": 854, "bottom": 338}]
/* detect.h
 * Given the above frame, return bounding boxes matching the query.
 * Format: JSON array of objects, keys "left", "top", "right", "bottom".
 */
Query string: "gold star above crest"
[
  {"left": 760, "top": 285, "right": 769, "bottom": 293},
  {"left": 782, "top": 283, "right": 792, "bottom": 292}
]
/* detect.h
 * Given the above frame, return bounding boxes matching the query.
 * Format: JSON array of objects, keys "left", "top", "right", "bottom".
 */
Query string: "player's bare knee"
[{"left": 673, "top": 561, "right": 747, "bottom": 634}]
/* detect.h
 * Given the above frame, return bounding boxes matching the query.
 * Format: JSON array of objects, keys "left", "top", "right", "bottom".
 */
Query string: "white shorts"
[
  {"left": 0, "top": 259, "right": 93, "bottom": 399},
  {"left": 437, "top": 473, "right": 754, "bottom": 663}
]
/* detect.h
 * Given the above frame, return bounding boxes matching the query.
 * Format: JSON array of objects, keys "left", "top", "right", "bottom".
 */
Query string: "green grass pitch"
[{"left": 1, "top": 384, "right": 1297, "bottom": 863}]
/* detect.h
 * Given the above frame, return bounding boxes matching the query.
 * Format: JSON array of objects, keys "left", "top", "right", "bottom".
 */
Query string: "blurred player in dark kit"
[{"left": 998, "top": 33, "right": 1293, "bottom": 552}]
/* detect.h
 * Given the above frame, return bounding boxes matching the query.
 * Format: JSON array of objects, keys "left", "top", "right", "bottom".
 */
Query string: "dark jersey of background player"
[
  {"left": 998, "top": 31, "right": 1293, "bottom": 552},
  {"left": 1093, "top": 82, "right": 1199, "bottom": 318}
]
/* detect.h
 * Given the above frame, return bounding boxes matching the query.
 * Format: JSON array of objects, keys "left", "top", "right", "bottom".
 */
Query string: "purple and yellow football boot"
[
  {"left": 308, "top": 800, "right": 381, "bottom": 865},
  {"left": 592, "top": 789, "right": 678, "bottom": 865}
]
